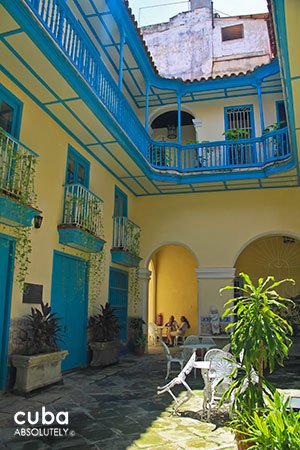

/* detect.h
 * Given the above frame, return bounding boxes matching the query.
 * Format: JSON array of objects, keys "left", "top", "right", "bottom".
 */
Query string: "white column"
[
  {"left": 139, "top": 268, "right": 151, "bottom": 330},
  {"left": 195, "top": 267, "right": 236, "bottom": 335},
  {"left": 192, "top": 117, "right": 203, "bottom": 142}
]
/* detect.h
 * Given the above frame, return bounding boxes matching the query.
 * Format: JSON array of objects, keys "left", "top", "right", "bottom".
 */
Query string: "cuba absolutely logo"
[{"left": 14, "top": 407, "right": 75, "bottom": 437}]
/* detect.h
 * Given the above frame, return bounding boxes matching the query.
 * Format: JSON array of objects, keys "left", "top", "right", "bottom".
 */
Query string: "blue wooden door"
[
  {"left": 0, "top": 235, "right": 14, "bottom": 390},
  {"left": 51, "top": 252, "right": 88, "bottom": 371},
  {"left": 109, "top": 268, "right": 128, "bottom": 342}
]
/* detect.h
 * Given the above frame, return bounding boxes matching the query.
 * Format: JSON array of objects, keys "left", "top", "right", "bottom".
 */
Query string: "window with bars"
[{"left": 224, "top": 105, "right": 255, "bottom": 138}]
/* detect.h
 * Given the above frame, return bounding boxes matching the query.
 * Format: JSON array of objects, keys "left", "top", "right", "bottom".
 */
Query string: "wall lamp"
[{"left": 34, "top": 215, "right": 43, "bottom": 229}]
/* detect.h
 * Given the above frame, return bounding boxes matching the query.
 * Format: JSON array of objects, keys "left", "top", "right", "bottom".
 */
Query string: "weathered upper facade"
[{"left": 142, "top": 0, "right": 271, "bottom": 80}]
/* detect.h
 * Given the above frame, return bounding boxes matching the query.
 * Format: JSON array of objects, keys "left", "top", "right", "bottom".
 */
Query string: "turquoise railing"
[
  {"left": 62, "top": 183, "right": 104, "bottom": 238},
  {"left": 25, "top": 0, "right": 149, "bottom": 156},
  {"left": 148, "top": 127, "right": 290, "bottom": 172},
  {"left": 0, "top": 128, "right": 38, "bottom": 205},
  {"left": 24, "top": 0, "right": 291, "bottom": 174}
]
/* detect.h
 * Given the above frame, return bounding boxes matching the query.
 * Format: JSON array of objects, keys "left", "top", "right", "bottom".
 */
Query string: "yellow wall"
[
  {"left": 154, "top": 245, "right": 198, "bottom": 335},
  {"left": 148, "top": 93, "right": 284, "bottom": 142},
  {"left": 135, "top": 186, "right": 300, "bottom": 316},
  {"left": 0, "top": 72, "right": 137, "bottom": 319}
]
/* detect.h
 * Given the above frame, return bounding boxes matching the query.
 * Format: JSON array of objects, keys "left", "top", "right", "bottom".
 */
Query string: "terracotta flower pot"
[{"left": 235, "top": 432, "right": 254, "bottom": 450}]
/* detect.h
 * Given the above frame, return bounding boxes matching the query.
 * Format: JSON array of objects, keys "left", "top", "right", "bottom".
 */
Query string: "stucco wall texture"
[{"left": 142, "top": 4, "right": 271, "bottom": 80}]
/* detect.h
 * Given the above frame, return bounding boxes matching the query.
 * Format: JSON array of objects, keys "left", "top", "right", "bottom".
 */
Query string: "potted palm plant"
[
  {"left": 220, "top": 273, "right": 295, "bottom": 449},
  {"left": 88, "top": 303, "right": 120, "bottom": 367},
  {"left": 11, "top": 301, "right": 67, "bottom": 395}
]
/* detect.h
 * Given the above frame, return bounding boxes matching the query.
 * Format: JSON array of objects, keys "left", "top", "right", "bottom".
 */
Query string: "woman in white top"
[{"left": 167, "top": 316, "right": 190, "bottom": 346}]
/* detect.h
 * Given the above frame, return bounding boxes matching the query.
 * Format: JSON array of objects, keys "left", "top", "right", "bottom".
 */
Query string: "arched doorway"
[
  {"left": 151, "top": 110, "right": 196, "bottom": 144},
  {"left": 147, "top": 244, "right": 198, "bottom": 338},
  {"left": 235, "top": 234, "right": 300, "bottom": 298}
]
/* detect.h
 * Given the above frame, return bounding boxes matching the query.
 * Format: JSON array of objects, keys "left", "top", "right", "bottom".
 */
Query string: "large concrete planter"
[
  {"left": 11, "top": 351, "right": 68, "bottom": 395},
  {"left": 89, "top": 341, "right": 120, "bottom": 367}
]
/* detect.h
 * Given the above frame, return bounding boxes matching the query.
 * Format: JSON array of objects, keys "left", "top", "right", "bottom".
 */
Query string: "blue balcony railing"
[
  {"left": 24, "top": 0, "right": 291, "bottom": 175},
  {"left": 24, "top": 0, "right": 149, "bottom": 156},
  {"left": 148, "top": 127, "right": 290, "bottom": 172}
]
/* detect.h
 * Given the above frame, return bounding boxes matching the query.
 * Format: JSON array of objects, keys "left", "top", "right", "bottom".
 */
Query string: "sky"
[{"left": 128, "top": 0, "right": 268, "bottom": 27}]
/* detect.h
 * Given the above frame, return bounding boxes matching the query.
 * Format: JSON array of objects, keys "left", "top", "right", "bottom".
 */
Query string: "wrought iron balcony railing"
[
  {"left": 112, "top": 216, "right": 140, "bottom": 257},
  {"left": 0, "top": 128, "right": 38, "bottom": 206},
  {"left": 62, "top": 183, "right": 104, "bottom": 239},
  {"left": 24, "top": 0, "right": 291, "bottom": 175}
]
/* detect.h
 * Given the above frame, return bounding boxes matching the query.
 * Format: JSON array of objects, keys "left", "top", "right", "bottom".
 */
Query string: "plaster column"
[
  {"left": 195, "top": 267, "right": 236, "bottom": 335},
  {"left": 139, "top": 268, "right": 151, "bottom": 329},
  {"left": 192, "top": 117, "right": 203, "bottom": 142}
]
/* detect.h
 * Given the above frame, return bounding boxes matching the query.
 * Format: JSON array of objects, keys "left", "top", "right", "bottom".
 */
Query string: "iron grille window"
[{"left": 225, "top": 106, "right": 254, "bottom": 138}]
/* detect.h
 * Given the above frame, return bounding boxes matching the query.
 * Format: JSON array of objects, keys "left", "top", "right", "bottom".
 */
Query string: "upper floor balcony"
[
  {"left": 111, "top": 216, "right": 141, "bottom": 267},
  {"left": 1, "top": 0, "right": 296, "bottom": 195},
  {"left": 0, "top": 128, "right": 40, "bottom": 227},
  {"left": 58, "top": 183, "right": 106, "bottom": 253}
]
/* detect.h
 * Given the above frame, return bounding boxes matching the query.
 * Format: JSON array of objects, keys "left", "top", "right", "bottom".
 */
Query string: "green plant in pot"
[
  {"left": 88, "top": 302, "right": 120, "bottom": 367},
  {"left": 220, "top": 273, "right": 295, "bottom": 449},
  {"left": 223, "top": 129, "right": 250, "bottom": 141},
  {"left": 11, "top": 301, "right": 68, "bottom": 395},
  {"left": 129, "top": 317, "right": 147, "bottom": 356}
]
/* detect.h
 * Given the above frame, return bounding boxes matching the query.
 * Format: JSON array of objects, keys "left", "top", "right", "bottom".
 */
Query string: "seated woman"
[
  {"left": 167, "top": 316, "right": 190, "bottom": 346},
  {"left": 165, "top": 315, "right": 178, "bottom": 332}
]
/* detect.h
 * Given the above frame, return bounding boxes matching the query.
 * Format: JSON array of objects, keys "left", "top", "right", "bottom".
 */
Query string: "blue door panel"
[
  {"left": 51, "top": 252, "right": 88, "bottom": 371},
  {"left": 0, "top": 236, "right": 14, "bottom": 390},
  {"left": 109, "top": 268, "right": 128, "bottom": 342}
]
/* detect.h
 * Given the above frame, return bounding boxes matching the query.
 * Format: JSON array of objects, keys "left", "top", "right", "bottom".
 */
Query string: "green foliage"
[
  {"left": 223, "top": 129, "right": 250, "bottom": 140},
  {"left": 0, "top": 128, "right": 38, "bottom": 291},
  {"left": 23, "top": 301, "right": 63, "bottom": 355},
  {"left": 129, "top": 267, "right": 140, "bottom": 314},
  {"left": 88, "top": 250, "right": 105, "bottom": 305},
  {"left": 263, "top": 121, "right": 285, "bottom": 134},
  {"left": 129, "top": 317, "right": 147, "bottom": 348},
  {"left": 15, "top": 226, "right": 33, "bottom": 290},
  {"left": 220, "top": 274, "right": 294, "bottom": 419},
  {"left": 89, "top": 302, "right": 119, "bottom": 342},
  {"left": 234, "top": 391, "right": 300, "bottom": 449}
]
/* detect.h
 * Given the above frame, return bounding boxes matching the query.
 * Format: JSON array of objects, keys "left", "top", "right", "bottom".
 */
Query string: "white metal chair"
[
  {"left": 161, "top": 340, "right": 185, "bottom": 379},
  {"left": 148, "top": 322, "right": 159, "bottom": 346},
  {"left": 201, "top": 348, "right": 237, "bottom": 419},
  {"left": 222, "top": 343, "right": 231, "bottom": 353},
  {"left": 157, "top": 352, "right": 197, "bottom": 414},
  {"left": 198, "top": 336, "right": 216, "bottom": 359}
]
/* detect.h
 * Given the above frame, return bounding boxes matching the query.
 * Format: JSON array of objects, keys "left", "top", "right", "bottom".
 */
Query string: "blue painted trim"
[
  {"left": 224, "top": 104, "right": 256, "bottom": 137},
  {"left": 272, "top": 0, "right": 300, "bottom": 182},
  {"left": 177, "top": 95, "right": 182, "bottom": 145},
  {"left": 0, "top": 233, "right": 15, "bottom": 390},
  {"left": 111, "top": 250, "right": 142, "bottom": 268},
  {"left": 118, "top": 32, "right": 126, "bottom": 91},
  {"left": 0, "top": 195, "right": 41, "bottom": 227},
  {"left": 114, "top": 186, "right": 128, "bottom": 217},
  {"left": 66, "top": 145, "right": 90, "bottom": 188},
  {"left": 257, "top": 84, "right": 265, "bottom": 133},
  {"left": 51, "top": 250, "right": 89, "bottom": 369},
  {"left": 0, "top": 82, "right": 23, "bottom": 139},
  {"left": 57, "top": 226, "right": 106, "bottom": 253}
]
